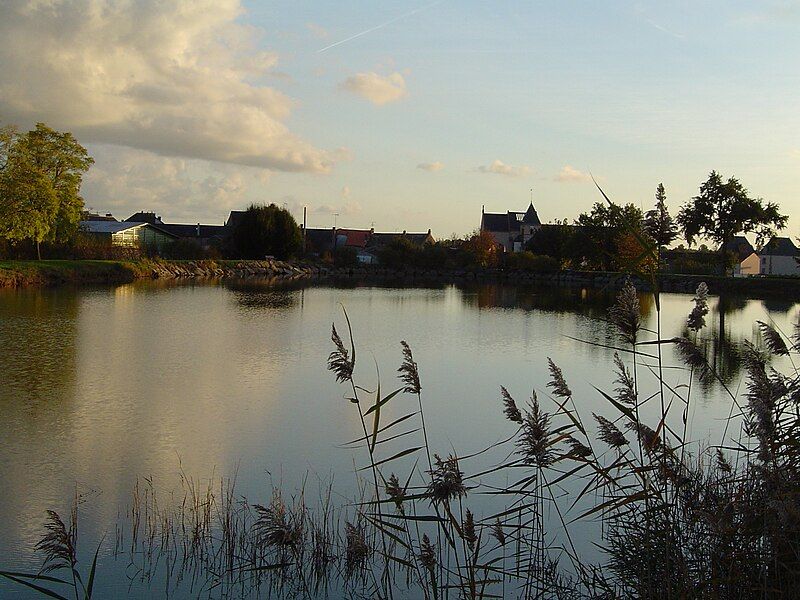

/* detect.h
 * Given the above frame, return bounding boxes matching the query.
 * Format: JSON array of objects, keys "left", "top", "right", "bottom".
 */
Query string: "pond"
[{"left": 1, "top": 279, "right": 797, "bottom": 597}]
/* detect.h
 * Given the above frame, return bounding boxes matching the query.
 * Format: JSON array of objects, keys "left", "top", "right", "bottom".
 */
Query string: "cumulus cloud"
[
  {"left": 82, "top": 146, "right": 253, "bottom": 223},
  {"left": 417, "top": 161, "right": 444, "bottom": 172},
  {"left": 0, "top": 0, "right": 338, "bottom": 172},
  {"left": 339, "top": 72, "right": 407, "bottom": 105},
  {"left": 791, "top": 149, "right": 800, "bottom": 159},
  {"left": 555, "top": 165, "right": 592, "bottom": 182},
  {"left": 315, "top": 202, "right": 362, "bottom": 216},
  {"left": 475, "top": 160, "right": 530, "bottom": 177}
]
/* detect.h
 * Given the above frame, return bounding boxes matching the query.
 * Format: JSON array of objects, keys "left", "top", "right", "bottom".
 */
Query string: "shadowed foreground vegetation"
[{"left": 3, "top": 276, "right": 800, "bottom": 599}]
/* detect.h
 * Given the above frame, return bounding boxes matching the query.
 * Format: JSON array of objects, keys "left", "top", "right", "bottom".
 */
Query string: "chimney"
[{"left": 427, "top": 228, "right": 431, "bottom": 234}]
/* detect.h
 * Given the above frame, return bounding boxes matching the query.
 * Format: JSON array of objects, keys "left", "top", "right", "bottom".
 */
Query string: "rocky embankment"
[{"left": 148, "top": 259, "right": 325, "bottom": 280}]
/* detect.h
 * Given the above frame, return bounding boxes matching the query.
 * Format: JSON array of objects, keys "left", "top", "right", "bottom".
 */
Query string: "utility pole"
[
  {"left": 333, "top": 212, "right": 339, "bottom": 229},
  {"left": 302, "top": 206, "right": 307, "bottom": 254}
]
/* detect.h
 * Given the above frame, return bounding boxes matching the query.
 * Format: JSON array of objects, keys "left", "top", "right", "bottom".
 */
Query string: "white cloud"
[
  {"left": 555, "top": 165, "right": 591, "bottom": 183},
  {"left": 790, "top": 149, "right": 800, "bottom": 159},
  {"left": 315, "top": 202, "right": 362, "bottom": 216},
  {"left": 82, "top": 146, "right": 253, "bottom": 223},
  {"left": 475, "top": 160, "right": 530, "bottom": 177},
  {"left": 417, "top": 161, "right": 444, "bottom": 172},
  {"left": 339, "top": 72, "right": 407, "bottom": 105},
  {"left": 0, "top": 0, "right": 338, "bottom": 172},
  {"left": 341, "top": 185, "right": 351, "bottom": 198}
]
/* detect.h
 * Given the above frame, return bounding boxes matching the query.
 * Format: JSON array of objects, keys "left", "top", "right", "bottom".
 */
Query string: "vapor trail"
[{"left": 317, "top": 0, "right": 444, "bottom": 53}]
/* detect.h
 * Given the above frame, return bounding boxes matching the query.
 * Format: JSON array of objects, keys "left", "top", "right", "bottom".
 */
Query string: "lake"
[{"left": 1, "top": 278, "right": 797, "bottom": 597}]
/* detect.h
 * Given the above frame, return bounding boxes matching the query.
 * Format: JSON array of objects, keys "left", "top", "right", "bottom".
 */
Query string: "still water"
[{"left": 0, "top": 279, "right": 797, "bottom": 597}]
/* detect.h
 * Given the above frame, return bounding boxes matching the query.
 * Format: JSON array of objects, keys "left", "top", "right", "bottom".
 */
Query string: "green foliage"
[
  {"left": 231, "top": 203, "right": 301, "bottom": 259},
  {"left": 0, "top": 123, "right": 94, "bottom": 257},
  {"left": 575, "top": 202, "right": 644, "bottom": 270},
  {"left": 677, "top": 171, "right": 787, "bottom": 273},
  {"left": 505, "top": 251, "right": 559, "bottom": 273},
  {"left": 525, "top": 220, "right": 577, "bottom": 266},
  {"left": 333, "top": 246, "right": 359, "bottom": 267},
  {"left": 377, "top": 237, "right": 417, "bottom": 268},
  {"left": 462, "top": 230, "right": 499, "bottom": 268},
  {"left": 643, "top": 183, "right": 678, "bottom": 248}
]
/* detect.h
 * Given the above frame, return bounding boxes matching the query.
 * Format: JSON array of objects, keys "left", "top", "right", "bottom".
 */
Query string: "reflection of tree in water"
[
  {"left": 464, "top": 282, "right": 655, "bottom": 321},
  {"left": 0, "top": 288, "right": 79, "bottom": 407},
  {"left": 225, "top": 278, "right": 302, "bottom": 310},
  {"left": 688, "top": 293, "right": 748, "bottom": 392},
  {"left": 761, "top": 296, "right": 796, "bottom": 315}
]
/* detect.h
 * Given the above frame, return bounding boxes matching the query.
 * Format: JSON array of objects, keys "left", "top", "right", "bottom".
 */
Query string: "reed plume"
[
  {"left": 609, "top": 278, "right": 641, "bottom": 345},
  {"left": 500, "top": 386, "right": 523, "bottom": 424},
  {"left": 398, "top": 340, "right": 422, "bottom": 394},
  {"left": 547, "top": 359, "right": 571, "bottom": 399},
  {"left": 593, "top": 414, "right": 628, "bottom": 448},
  {"left": 686, "top": 282, "right": 709, "bottom": 332},
  {"left": 328, "top": 324, "right": 354, "bottom": 383},
  {"left": 517, "top": 392, "right": 554, "bottom": 468}
]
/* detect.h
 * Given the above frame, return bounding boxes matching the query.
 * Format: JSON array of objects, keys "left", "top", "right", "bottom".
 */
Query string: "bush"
[
  {"left": 230, "top": 204, "right": 301, "bottom": 260},
  {"left": 505, "top": 251, "right": 559, "bottom": 273},
  {"left": 333, "top": 246, "right": 358, "bottom": 268}
]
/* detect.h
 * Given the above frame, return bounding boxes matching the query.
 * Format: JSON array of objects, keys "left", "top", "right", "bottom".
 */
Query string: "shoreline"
[{"left": 1, "top": 259, "right": 799, "bottom": 298}]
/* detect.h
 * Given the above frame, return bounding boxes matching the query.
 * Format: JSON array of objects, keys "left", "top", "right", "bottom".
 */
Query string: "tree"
[
  {"left": 463, "top": 230, "right": 499, "bottom": 268},
  {"left": 525, "top": 220, "right": 576, "bottom": 266},
  {"left": 643, "top": 183, "right": 678, "bottom": 248},
  {"left": 0, "top": 123, "right": 93, "bottom": 257},
  {"left": 677, "top": 171, "right": 787, "bottom": 275},
  {"left": 575, "top": 202, "right": 644, "bottom": 270},
  {"left": 231, "top": 203, "right": 301, "bottom": 259}
]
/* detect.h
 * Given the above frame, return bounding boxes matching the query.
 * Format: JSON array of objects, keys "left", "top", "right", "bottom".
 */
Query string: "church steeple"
[{"left": 522, "top": 201, "right": 540, "bottom": 226}]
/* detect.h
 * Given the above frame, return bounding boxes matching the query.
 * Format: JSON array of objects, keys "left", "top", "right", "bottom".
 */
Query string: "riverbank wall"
[
  {"left": 0, "top": 259, "right": 323, "bottom": 288},
  {"left": 2, "top": 259, "right": 798, "bottom": 298}
]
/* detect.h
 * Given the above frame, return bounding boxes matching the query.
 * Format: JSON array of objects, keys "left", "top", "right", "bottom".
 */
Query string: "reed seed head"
[
  {"left": 757, "top": 321, "right": 789, "bottom": 356},
  {"left": 328, "top": 324, "right": 354, "bottom": 384},
  {"left": 566, "top": 436, "right": 593, "bottom": 458},
  {"left": 463, "top": 509, "right": 477, "bottom": 551},
  {"left": 500, "top": 386, "right": 523, "bottom": 424},
  {"left": 428, "top": 454, "right": 467, "bottom": 505},
  {"left": 398, "top": 340, "right": 422, "bottom": 394},
  {"left": 613, "top": 353, "right": 637, "bottom": 407},
  {"left": 674, "top": 337, "right": 711, "bottom": 381},
  {"left": 687, "top": 282, "right": 709, "bottom": 331},
  {"left": 517, "top": 393, "right": 554, "bottom": 468},
  {"left": 385, "top": 473, "right": 405, "bottom": 515},
  {"left": 547, "top": 359, "right": 572, "bottom": 399},
  {"left": 609, "top": 278, "right": 641, "bottom": 346},
  {"left": 593, "top": 414, "right": 628, "bottom": 448},
  {"left": 35, "top": 510, "right": 77, "bottom": 573},
  {"left": 490, "top": 518, "right": 506, "bottom": 546},
  {"left": 420, "top": 534, "right": 436, "bottom": 571}
]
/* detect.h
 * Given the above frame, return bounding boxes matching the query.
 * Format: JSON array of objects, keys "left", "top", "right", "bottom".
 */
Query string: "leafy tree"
[
  {"left": 575, "top": 202, "right": 644, "bottom": 270},
  {"left": 643, "top": 183, "right": 678, "bottom": 248},
  {"left": 463, "top": 230, "right": 499, "bottom": 268},
  {"left": 231, "top": 203, "right": 301, "bottom": 259},
  {"left": 677, "top": 171, "right": 787, "bottom": 275},
  {"left": 525, "top": 220, "right": 576, "bottom": 266},
  {"left": 0, "top": 123, "right": 93, "bottom": 257}
]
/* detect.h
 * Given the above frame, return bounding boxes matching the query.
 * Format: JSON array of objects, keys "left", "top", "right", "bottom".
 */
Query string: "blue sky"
[{"left": 1, "top": 1, "right": 798, "bottom": 238}]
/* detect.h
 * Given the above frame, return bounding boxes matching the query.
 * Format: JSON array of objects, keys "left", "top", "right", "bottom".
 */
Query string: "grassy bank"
[{"left": 0, "top": 259, "right": 150, "bottom": 287}]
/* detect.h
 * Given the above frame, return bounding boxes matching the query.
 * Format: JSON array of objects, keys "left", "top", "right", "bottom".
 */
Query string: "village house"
[
  {"left": 125, "top": 212, "right": 228, "bottom": 249},
  {"left": 759, "top": 237, "right": 800, "bottom": 276},
  {"left": 480, "top": 202, "right": 542, "bottom": 252},
  {"left": 300, "top": 226, "right": 435, "bottom": 264},
  {"left": 79, "top": 220, "right": 178, "bottom": 250}
]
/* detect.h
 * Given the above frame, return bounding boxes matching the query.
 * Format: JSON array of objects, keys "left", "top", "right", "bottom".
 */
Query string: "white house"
[{"left": 759, "top": 237, "right": 800, "bottom": 276}]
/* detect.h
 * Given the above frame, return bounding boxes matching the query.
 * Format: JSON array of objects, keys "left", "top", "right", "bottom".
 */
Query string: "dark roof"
[
  {"left": 83, "top": 212, "right": 117, "bottom": 222},
  {"left": 157, "top": 223, "right": 227, "bottom": 239},
  {"left": 303, "top": 227, "right": 336, "bottom": 253},
  {"left": 126, "top": 212, "right": 163, "bottom": 224},
  {"left": 483, "top": 213, "right": 518, "bottom": 231},
  {"left": 723, "top": 236, "right": 755, "bottom": 262},
  {"left": 761, "top": 237, "right": 798, "bottom": 257},
  {"left": 79, "top": 221, "right": 178, "bottom": 238},
  {"left": 226, "top": 210, "right": 247, "bottom": 229},
  {"left": 340, "top": 229, "right": 372, "bottom": 248},
  {"left": 522, "top": 202, "right": 541, "bottom": 226}
]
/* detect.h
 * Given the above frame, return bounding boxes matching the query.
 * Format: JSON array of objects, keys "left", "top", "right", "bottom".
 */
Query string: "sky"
[{"left": 1, "top": 0, "right": 798, "bottom": 238}]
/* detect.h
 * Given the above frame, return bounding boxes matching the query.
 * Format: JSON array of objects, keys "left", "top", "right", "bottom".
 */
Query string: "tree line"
[{"left": 522, "top": 174, "right": 787, "bottom": 275}]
